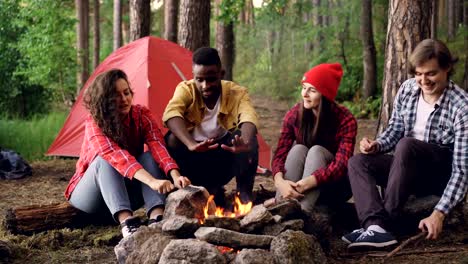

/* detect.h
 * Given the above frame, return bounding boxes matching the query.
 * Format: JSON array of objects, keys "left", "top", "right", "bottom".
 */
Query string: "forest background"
[{"left": 0, "top": 0, "right": 466, "bottom": 162}]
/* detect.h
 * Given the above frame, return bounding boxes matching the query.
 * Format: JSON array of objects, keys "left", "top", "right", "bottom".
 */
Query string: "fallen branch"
[
  {"left": 385, "top": 231, "right": 427, "bottom": 258},
  {"left": 339, "top": 246, "right": 467, "bottom": 258}
]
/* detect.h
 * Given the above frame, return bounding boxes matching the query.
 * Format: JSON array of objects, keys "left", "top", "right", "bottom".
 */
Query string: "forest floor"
[{"left": 0, "top": 94, "right": 467, "bottom": 263}]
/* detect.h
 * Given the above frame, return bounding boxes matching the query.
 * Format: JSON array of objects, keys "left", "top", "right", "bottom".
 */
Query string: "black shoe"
[
  {"left": 120, "top": 216, "right": 141, "bottom": 238},
  {"left": 341, "top": 228, "right": 365, "bottom": 244},
  {"left": 147, "top": 215, "right": 163, "bottom": 226},
  {"left": 348, "top": 229, "right": 398, "bottom": 248}
]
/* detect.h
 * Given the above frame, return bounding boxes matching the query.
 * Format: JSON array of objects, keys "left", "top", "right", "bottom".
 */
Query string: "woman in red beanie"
[{"left": 267, "top": 63, "right": 357, "bottom": 212}]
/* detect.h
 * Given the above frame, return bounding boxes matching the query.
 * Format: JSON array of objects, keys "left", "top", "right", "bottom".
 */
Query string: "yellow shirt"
[{"left": 163, "top": 80, "right": 259, "bottom": 131}]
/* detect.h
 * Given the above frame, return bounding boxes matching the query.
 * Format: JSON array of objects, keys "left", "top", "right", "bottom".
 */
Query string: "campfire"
[
  {"left": 201, "top": 193, "right": 253, "bottom": 223},
  {"left": 115, "top": 185, "right": 326, "bottom": 263}
]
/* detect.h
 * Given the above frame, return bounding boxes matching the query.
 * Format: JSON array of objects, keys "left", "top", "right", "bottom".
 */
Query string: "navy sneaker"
[
  {"left": 341, "top": 228, "right": 365, "bottom": 244},
  {"left": 348, "top": 229, "right": 398, "bottom": 248}
]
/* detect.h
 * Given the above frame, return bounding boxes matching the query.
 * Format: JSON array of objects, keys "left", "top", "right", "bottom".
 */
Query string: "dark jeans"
[
  {"left": 165, "top": 130, "right": 258, "bottom": 205},
  {"left": 348, "top": 137, "right": 452, "bottom": 230}
]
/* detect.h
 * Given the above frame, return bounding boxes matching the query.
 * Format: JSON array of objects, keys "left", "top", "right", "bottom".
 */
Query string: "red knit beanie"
[{"left": 301, "top": 63, "right": 343, "bottom": 101}]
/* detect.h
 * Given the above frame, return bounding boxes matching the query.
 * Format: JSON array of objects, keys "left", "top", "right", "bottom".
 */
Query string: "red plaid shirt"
[
  {"left": 272, "top": 103, "right": 357, "bottom": 185},
  {"left": 65, "top": 105, "right": 179, "bottom": 199}
]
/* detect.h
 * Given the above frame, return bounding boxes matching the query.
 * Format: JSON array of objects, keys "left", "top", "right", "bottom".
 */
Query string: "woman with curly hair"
[
  {"left": 65, "top": 69, "right": 190, "bottom": 238},
  {"left": 268, "top": 63, "right": 357, "bottom": 213}
]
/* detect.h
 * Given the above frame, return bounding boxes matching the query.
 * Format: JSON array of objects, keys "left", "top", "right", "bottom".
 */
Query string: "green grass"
[{"left": 0, "top": 112, "right": 68, "bottom": 162}]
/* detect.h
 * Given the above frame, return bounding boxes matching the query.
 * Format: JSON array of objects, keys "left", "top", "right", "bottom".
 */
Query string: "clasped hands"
[
  {"left": 275, "top": 173, "right": 318, "bottom": 200},
  {"left": 188, "top": 134, "right": 252, "bottom": 154}
]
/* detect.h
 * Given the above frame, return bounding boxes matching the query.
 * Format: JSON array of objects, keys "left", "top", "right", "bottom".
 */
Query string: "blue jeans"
[{"left": 69, "top": 152, "right": 167, "bottom": 222}]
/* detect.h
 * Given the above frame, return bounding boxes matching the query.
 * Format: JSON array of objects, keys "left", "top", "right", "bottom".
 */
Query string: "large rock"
[
  {"left": 397, "top": 195, "right": 467, "bottom": 234},
  {"left": 270, "top": 230, "right": 327, "bottom": 264},
  {"left": 195, "top": 227, "right": 274, "bottom": 249},
  {"left": 159, "top": 239, "right": 226, "bottom": 264},
  {"left": 262, "top": 219, "right": 304, "bottom": 236},
  {"left": 266, "top": 199, "right": 303, "bottom": 220},
  {"left": 115, "top": 226, "right": 174, "bottom": 264},
  {"left": 162, "top": 216, "right": 200, "bottom": 238},
  {"left": 164, "top": 185, "right": 213, "bottom": 221},
  {"left": 126, "top": 232, "right": 173, "bottom": 263},
  {"left": 240, "top": 205, "right": 274, "bottom": 232},
  {"left": 233, "top": 249, "right": 275, "bottom": 264}
]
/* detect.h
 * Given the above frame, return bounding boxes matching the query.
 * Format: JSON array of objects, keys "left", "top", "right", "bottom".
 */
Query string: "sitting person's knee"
[
  {"left": 308, "top": 145, "right": 328, "bottom": 156},
  {"left": 348, "top": 154, "right": 367, "bottom": 169},
  {"left": 394, "top": 137, "right": 419, "bottom": 155}
]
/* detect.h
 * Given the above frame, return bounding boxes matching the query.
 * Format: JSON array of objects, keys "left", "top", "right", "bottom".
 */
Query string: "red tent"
[{"left": 47, "top": 36, "right": 271, "bottom": 169}]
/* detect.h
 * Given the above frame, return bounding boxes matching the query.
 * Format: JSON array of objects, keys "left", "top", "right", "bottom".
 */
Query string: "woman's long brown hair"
[
  {"left": 298, "top": 97, "right": 333, "bottom": 148},
  {"left": 83, "top": 69, "right": 133, "bottom": 148}
]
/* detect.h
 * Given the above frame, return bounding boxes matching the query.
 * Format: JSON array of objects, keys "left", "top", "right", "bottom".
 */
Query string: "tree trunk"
[
  {"left": 431, "top": 0, "right": 438, "bottom": 39},
  {"left": 129, "top": 0, "right": 151, "bottom": 41},
  {"left": 455, "top": 0, "right": 464, "bottom": 27},
  {"left": 93, "top": 0, "right": 100, "bottom": 69},
  {"left": 164, "top": 0, "right": 179, "bottom": 43},
  {"left": 178, "top": 0, "right": 211, "bottom": 52},
  {"left": 76, "top": 0, "right": 89, "bottom": 95},
  {"left": 239, "top": 0, "right": 255, "bottom": 26},
  {"left": 463, "top": 0, "right": 468, "bottom": 90},
  {"left": 215, "top": 0, "right": 235, "bottom": 81},
  {"left": 312, "top": 0, "right": 322, "bottom": 55},
  {"left": 303, "top": 0, "right": 313, "bottom": 54},
  {"left": 361, "top": 0, "right": 377, "bottom": 99},
  {"left": 113, "top": 0, "right": 122, "bottom": 50},
  {"left": 447, "top": 0, "right": 456, "bottom": 39},
  {"left": 338, "top": 14, "right": 350, "bottom": 68},
  {"left": 377, "top": 0, "right": 432, "bottom": 135},
  {"left": 4, "top": 202, "right": 114, "bottom": 235},
  {"left": 322, "top": 0, "right": 330, "bottom": 27}
]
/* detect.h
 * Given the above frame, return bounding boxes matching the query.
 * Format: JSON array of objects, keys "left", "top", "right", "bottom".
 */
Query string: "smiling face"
[
  {"left": 414, "top": 58, "right": 450, "bottom": 102},
  {"left": 114, "top": 78, "right": 133, "bottom": 115},
  {"left": 193, "top": 64, "right": 223, "bottom": 104},
  {"left": 301, "top": 83, "right": 322, "bottom": 110}
]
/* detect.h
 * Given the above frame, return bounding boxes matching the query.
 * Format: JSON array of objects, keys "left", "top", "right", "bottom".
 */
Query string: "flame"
[
  {"left": 216, "top": 245, "right": 238, "bottom": 254},
  {"left": 201, "top": 193, "right": 253, "bottom": 223}
]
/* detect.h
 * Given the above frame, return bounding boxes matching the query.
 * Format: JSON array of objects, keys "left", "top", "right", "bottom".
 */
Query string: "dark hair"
[
  {"left": 409, "top": 39, "right": 458, "bottom": 77},
  {"left": 192, "top": 47, "right": 222, "bottom": 67},
  {"left": 298, "top": 98, "right": 333, "bottom": 148},
  {"left": 83, "top": 69, "right": 133, "bottom": 148}
]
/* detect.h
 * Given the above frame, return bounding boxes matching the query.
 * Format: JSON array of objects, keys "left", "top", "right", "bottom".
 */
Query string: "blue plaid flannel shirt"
[{"left": 376, "top": 78, "right": 468, "bottom": 214}]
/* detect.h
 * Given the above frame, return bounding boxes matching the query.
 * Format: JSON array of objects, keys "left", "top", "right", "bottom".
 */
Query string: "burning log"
[
  {"left": 204, "top": 216, "right": 241, "bottom": 232},
  {"left": 194, "top": 227, "right": 274, "bottom": 249}
]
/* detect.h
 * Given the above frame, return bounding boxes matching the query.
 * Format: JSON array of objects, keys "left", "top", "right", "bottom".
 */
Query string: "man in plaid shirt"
[{"left": 343, "top": 39, "right": 467, "bottom": 249}]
